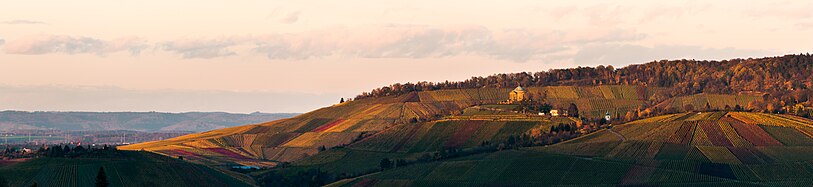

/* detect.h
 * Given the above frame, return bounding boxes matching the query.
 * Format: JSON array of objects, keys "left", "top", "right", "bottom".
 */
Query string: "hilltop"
[{"left": 357, "top": 54, "right": 813, "bottom": 111}]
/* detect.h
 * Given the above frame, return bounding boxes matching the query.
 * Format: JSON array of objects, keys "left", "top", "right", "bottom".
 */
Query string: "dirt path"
[{"left": 608, "top": 129, "right": 626, "bottom": 141}]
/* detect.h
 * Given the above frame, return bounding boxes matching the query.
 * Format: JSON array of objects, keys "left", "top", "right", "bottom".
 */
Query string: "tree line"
[{"left": 355, "top": 54, "right": 813, "bottom": 111}]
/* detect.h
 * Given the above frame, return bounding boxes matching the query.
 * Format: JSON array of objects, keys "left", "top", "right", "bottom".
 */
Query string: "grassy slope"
[{"left": 0, "top": 151, "right": 253, "bottom": 187}]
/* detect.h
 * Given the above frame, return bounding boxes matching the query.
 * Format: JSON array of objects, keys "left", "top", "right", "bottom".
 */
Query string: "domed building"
[{"left": 509, "top": 86, "right": 527, "bottom": 102}]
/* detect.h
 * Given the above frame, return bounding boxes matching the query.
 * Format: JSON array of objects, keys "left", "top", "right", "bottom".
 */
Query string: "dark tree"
[
  {"left": 340, "top": 98, "right": 345, "bottom": 103},
  {"left": 568, "top": 103, "right": 579, "bottom": 118},
  {"left": 379, "top": 158, "right": 393, "bottom": 170},
  {"left": 95, "top": 167, "right": 109, "bottom": 187},
  {"left": 63, "top": 145, "right": 71, "bottom": 154},
  {"left": 49, "top": 146, "right": 63, "bottom": 157},
  {"left": 73, "top": 145, "right": 86, "bottom": 154},
  {"left": 395, "top": 159, "right": 408, "bottom": 168},
  {"left": 317, "top": 146, "right": 326, "bottom": 152},
  {"left": 0, "top": 175, "right": 8, "bottom": 187},
  {"left": 684, "top": 104, "right": 695, "bottom": 112}
]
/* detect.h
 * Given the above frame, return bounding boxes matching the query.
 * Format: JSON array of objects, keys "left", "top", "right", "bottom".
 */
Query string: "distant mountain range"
[{"left": 0, "top": 111, "right": 299, "bottom": 132}]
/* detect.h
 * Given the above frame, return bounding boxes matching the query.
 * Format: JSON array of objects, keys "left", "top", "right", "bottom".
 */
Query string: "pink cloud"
[
  {"left": 2, "top": 25, "right": 646, "bottom": 62},
  {"left": 3, "top": 35, "right": 148, "bottom": 55}
]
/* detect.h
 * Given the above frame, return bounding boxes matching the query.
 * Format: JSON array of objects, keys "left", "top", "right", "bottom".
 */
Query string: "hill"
[
  {"left": 118, "top": 86, "right": 775, "bottom": 184},
  {"left": 335, "top": 112, "right": 813, "bottom": 186},
  {"left": 0, "top": 111, "right": 298, "bottom": 132},
  {"left": 117, "top": 54, "right": 813, "bottom": 186},
  {"left": 119, "top": 85, "right": 658, "bottom": 166},
  {"left": 0, "top": 150, "right": 252, "bottom": 187}
]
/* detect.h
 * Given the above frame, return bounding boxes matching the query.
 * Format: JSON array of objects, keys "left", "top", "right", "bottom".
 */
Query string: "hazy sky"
[{"left": 1, "top": 0, "right": 811, "bottom": 113}]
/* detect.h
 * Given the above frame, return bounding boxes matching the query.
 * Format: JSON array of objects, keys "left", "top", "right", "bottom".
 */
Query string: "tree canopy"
[{"left": 355, "top": 54, "right": 813, "bottom": 108}]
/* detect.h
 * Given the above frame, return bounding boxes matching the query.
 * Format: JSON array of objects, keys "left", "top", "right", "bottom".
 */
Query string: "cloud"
[
  {"left": 160, "top": 39, "right": 237, "bottom": 59},
  {"left": 573, "top": 44, "right": 774, "bottom": 67},
  {"left": 3, "top": 20, "right": 46, "bottom": 25},
  {"left": 2, "top": 25, "right": 646, "bottom": 62},
  {"left": 798, "top": 21, "right": 813, "bottom": 29},
  {"left": 248, "top": 25, "right": 645, "bottom": 62},
  {"left": 3, "top": 35, "right": 148, "bottom": 55},
  {"left": 279, "top": 11, "right": 300, "bottom": 24}
]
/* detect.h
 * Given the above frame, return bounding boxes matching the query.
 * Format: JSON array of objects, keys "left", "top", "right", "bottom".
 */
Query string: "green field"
[{"left": 0, "top": 151, "right": 252, "bottom": 187}]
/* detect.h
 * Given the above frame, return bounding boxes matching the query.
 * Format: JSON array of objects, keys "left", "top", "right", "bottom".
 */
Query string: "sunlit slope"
[
  {"left": 545, "top": 112, "right": 813, "bottom": 162},
  {"left": 120, "top": 85, "right": 660, "bottom": 165},
  {"left": 654, "top": 93, "right": 763, "bottom": 111},
  {"left": 119, "top": 91, "right": 477, "bottom": 166}
]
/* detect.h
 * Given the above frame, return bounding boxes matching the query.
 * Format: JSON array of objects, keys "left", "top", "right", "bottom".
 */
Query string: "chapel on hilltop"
[{"left": 509, "top": 86, "right": 527, "bottom": 102}]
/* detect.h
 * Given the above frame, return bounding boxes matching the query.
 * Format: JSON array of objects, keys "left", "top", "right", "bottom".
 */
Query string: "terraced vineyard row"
[
  {"left": 349, "top": 118, "right": 573, "bottom": 153},
  {"left": 658, "top": 94, "right": 763, "bottom": 111},
  {"left": 544, "top": 112, "right": 813, "bottom": 166},
  {"left": 541, "top": 85, "right": 658, "bottom": 100}
]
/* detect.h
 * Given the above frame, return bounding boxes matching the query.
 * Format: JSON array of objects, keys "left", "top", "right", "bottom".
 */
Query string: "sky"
[{"left": 1, "top": 0, "right": 811, "bottom": 113}]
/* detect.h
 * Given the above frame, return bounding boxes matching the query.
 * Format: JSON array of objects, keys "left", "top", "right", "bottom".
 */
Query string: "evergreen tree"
[
  {"left": 507, "top": 135, "right": 516, "bottom": 145},
  {"left": 379, "top": 158, "right": 393, "bottom": 170},
  {"left": 63, "top": 145, "right": 71, "bottom": 154},
  {"left": 73, "top": 145, "right": 86, "bottom": 154},
  {"left": 95, "top": 167, "right": 109, "bottom": 187},
  {"left": 50, "top": 146, "right": 63, "bottom": 157},
  {"left": 0, "top": 175, "right": 8, "bottom": 187},
  {"left": 340, "top": 98, "right": 345, "bottom": 103}
]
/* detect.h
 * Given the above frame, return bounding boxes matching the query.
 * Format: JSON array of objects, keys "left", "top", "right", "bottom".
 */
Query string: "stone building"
[{"left": 509, "top": 86, "right": 527, "bottom": 102}]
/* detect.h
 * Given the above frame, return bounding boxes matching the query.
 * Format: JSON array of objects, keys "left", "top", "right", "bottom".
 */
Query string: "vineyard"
[
  {"left": 655, "top": 93, "right": 763, "bottom": 111},
  {"left": 337, "top": 112, "right": 813, "bottom": 186},
  {"left": 349, "top": 118, "right": 572, "bottom": 153},
  {"left": 336, "top": 150, "right": 769, "bottom": 186},
  {"left": 543, "top": 111, "right": 813, "bottom": 166},
  {"left": 111, "top": 83, "right": 813, "bottom": 186},
  {"left": 119, "top": 85, "right": 663, "bottom": 166}
]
